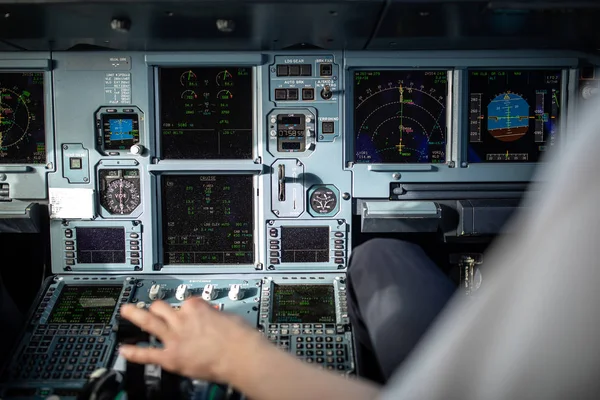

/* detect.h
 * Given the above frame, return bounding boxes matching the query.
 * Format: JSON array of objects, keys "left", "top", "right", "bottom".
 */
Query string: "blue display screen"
[{"left": 109, "top": 119, "right": 134, "bottom": 141}]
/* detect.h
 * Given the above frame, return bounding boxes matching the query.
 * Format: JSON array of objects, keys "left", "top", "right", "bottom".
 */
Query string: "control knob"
[
  {"left": 149, "top": 284, "right": 165, "bottom": 300},
  {"left": 228, "top": 284, "right": 243, "bottom": 301},
  {"left": 130, "top": 144, "right": 145, "bottom": 155},
  {"left": 175, "top": 284, "right": 191, "bottom": 301},
  {"left": 202, "top": 284, "right": 217, "bottom": 301}
]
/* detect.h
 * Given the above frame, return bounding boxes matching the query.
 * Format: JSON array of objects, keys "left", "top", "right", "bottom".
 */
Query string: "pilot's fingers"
[
  {"left": 149, "top": 300, "right": 179, "bottom": 327},
  {"left": 119, "top": 345, "right": 165, "bottom": 366},
  {"left": 120, "top": 304, "right": 171, "bottom": 339}
]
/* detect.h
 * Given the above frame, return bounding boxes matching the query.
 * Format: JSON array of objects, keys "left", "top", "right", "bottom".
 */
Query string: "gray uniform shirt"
[{"left": 381, "top": 96, "right": 600, "bottom": 400}]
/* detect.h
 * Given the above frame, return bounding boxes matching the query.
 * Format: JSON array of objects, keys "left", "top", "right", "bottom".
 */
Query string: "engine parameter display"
[
  {"left": 468, "top": 69, "right": 562, "bottom": 162},
  {"left": 354, "top": 70, "right": 448, "bottom": 164},
  {"left": 159, "top": 67, "right": 253, "bottom": 159},
  {"left": 162, "top": 175, "right": 254, "bottom": 264},
  {"left": 0, "top": 72, "right": 46, "bottom": 164},
  {"left": 271, "top": 285, "right": 336, "bottom": 324},
  {"left": 48, "top": 285, "right": 122, "bottom": 324}
]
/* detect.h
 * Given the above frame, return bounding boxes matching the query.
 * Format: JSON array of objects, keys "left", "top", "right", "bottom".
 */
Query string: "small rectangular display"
[
  {"left": 353, "top": 70, "right": 448, "bottom": 164},
  {"left": 467, "top": 69, "right": 562, "bottom": 162},
  {"left": 281, "top": 227, "right": 329, "bottom": 263},
  {"left": 48, "top": 285, "right": 122, "bottom": 324},
  {"left": 0, "top": 72, "right": 46, "bottom": 164},
  {"left": 159, "top": 67, "right": 253, "bottom": 159},
  {"left": 76, "top": 227, "right": 126, "bottom": 264},
  {"left": 101, "top": 114, "right": 140, "bottom": 150},
  {"left": 271, "top": 284, "right": 336, "bottom": 324},
  {"left": 162, "top": 175, "right": 254, "bottom": 264}
]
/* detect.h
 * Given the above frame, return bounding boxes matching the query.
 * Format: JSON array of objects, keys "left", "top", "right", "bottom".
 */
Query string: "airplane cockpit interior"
[{"left": 0, "top": 0, "right": 599, "bottom": 398}]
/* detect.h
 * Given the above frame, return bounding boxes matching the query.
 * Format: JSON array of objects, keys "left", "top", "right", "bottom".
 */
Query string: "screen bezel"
[
  {"left": 155, "top": 172, "right": 259, "bottom": 271},
  {"left": 154, "top": 65, "right": 257, "bottom": 161},
  {"left": 464, "top": 67, "right": 567, "bottom": 164},
  {"left": 349, "top": 68, "right": 453, "bottom": 166}
]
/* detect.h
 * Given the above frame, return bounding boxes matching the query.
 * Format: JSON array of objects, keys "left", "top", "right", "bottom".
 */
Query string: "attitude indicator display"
[
  {"left": 468, "top": 69, "right": 562, "bottom": 162},
  {"left": 353, "top": 70, "right": 448, "bottom": 164}
]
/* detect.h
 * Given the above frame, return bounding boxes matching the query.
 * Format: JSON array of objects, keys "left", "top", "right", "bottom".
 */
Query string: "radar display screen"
[
  {"left": 159, "top": 67, "right": 253, "bottom": 159},
  {"left": 101, "top": 113, "right": 140, "bottom": 150},
  {"left": 271, "top": 284, "right": 336, "bottom": 324},
  {"left": 0, "top": 72, "right": 46, "bottom": 164},
  {"left": 48, "top": 285, "right": 122, "bottom": 324},
  {"left": 281, "top": 227, "right": 329, "bottom": 263},
  {"left": 162, "top": 175, "right": 254, "bottom": 264},
  {"left": 467, "top": 69, "right": 562, "bottom": 162},
  {"left": 75, "top": 227, "right": 126, "bottom": 264},
  {"left": 354, "top": 70, "right": 448, "bottom": 164}
]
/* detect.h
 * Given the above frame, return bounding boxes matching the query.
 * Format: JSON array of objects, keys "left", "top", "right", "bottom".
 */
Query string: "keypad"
[
  {"left": 8, "top": 324, "right": 113, "bottom": 382},
  {"left": 10, "top": 324, "right": 112, "bottom": 381},
  {"left": 267, "top": 323, "right": 352, "bottom": 372}
]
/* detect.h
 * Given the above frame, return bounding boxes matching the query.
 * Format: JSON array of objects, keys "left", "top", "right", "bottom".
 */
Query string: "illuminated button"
[
  {"left": 269, "top": 229, "right": 278, "bottom": 237},
  {"left": 334, "top": 232, "right": 344, "bottom": 238},
  {"left": 275, "top": 89, "right": 287, "bottom": 100},
  {"left": 130, "top": 233, "right": 139, "bottom": 239},
  {"left": 130, "top": 252, "right": 140, "bottom": 258},
  {"left": 334, "top": 251, "right": 344, "bottom": 257},
  {"left": 269, "top": 251, "right": 279, "bottom": 257},
  {"left": 334, "top": 245, "right": 344, "bottom": 250},
  {"left": 106, "top": 109, "right": 117, "bottom": 113},
  {"left": 69, "top": 157, "right": 82, "bottom": 170},
  {"left": 65, "top": 229, "right": 73, "bottom": 238},
  {"left": 65, "top": 241, "right": 74, "bottom": 245},
  {"left": 287, "top": 89, "right": 298, "bottom": 100},
  {"left": 130, "top": 259, "right": 140, "bottom": 265},
  {"left": 130, "top": 246, "right": 139, "bottom": 251},
  {"left": 334, "top": 240, "right": 343, "bottom": 245},
  {"left": 276, "top": 65, "right": 289, "bottom": 76},
  {"left": 66, "top": 259, "right": 75, "bottom": 265},
  {"left": 270, "top": 259, "right": 279, "bottom": 264},
  {"left": 334, "top": 258, "right": 344, "bottom": 264},
  {"left": 65, "top": 246, "right": 74, "bottom": 251},
  {"left": 269, "top": 245, "right": 279, "bottom": 250},
  {"left": 65, "top": 252, "right": 74, "bottom": 258},
  {"left": 302, "top": 88, "right": 314, "bottom": 101},
  {"left": 322, "top": 121, "right": 335, "bottom": 134},
  {"left": 130, "top": 240, "right": 139, "bottom": 245},
  {"left": 300, "top": 64, "right": 312, "bottom": 76}
]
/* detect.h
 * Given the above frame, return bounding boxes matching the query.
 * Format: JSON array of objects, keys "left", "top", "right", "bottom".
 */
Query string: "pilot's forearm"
[{"left": 220, "top": 333, "right": 381, "bottom": 400}]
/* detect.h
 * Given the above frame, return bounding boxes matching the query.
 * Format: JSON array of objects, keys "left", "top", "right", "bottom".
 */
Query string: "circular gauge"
[
  {"left": 180, "top": 70, "right": 198, "bottom": 87},
  {"left": 310, "top": 187, "right": 338, "bottom": 215},
  {"left": 181, "top": 89, "right": 198, "bottom": 100},
  {"left": 0, "top": 87, "right": 31, "bottom": 149},
  {"left": 216, "top": 89, "right": 233, "bottom": 100},
  {"left": 216, "top": 70, "right": 233, "bottom": 86},
  {"left": 102, "top": 178, "right": 141, "bottom": 215}
]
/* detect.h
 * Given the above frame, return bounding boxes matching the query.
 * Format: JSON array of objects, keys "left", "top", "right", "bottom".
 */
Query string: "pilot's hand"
[{"left": 118, "top": 297, "right": 265, "bottom": 382}]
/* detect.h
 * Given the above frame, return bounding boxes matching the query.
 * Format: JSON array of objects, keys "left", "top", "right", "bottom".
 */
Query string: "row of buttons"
[
  {"left": 275, "top": 87, "right": 315, "bottom": 101},
  {"left": 129, "top": 233, "right": 141, "bottom": 266},
  {"left": 276, "top": 64, "right": 312, "bottom": 77}
]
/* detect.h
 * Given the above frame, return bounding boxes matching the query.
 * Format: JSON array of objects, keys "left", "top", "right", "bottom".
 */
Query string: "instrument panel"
[{"left": 0, "top": 49, "right": 596, "bottom": 399}]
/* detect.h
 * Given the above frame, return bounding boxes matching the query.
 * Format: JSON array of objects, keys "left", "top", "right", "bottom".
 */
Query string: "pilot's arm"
[{"left": 119, "top": 299, "right": 381, "bottom": 400}]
